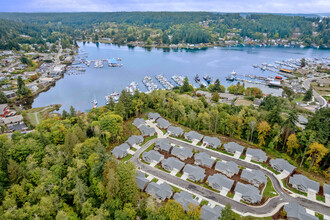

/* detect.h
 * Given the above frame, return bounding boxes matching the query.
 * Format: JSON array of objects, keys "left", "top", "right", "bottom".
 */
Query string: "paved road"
[
  {"left": 302, "top": 77, "right": 328, "bottom": 108},
  {"left": 130, "top": 137, "right": 330, "bottom": 216}
]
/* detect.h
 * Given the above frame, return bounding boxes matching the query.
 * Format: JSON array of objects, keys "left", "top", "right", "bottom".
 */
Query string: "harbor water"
[{"left": 32, "top": 42, "right": 330, "bottom": 112}]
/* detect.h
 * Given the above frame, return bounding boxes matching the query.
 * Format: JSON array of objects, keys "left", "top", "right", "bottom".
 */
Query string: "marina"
[
  {"left": 32, "top": 42, "right": 329, "bottom": 112},
  {"left": 155, "top": 75, "right": 174, "bottom": 90}
]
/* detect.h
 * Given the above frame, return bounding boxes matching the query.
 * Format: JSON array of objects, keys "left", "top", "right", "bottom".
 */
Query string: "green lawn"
[
  {"left": 170, "top": 185, "right": 182, "bottom": 193},
  {"left": 151, "top": 178, "right": 158, "bottom": 183},
  {"left": 187, "top": 179, "right": 220, "bottom": 193},
  {"left": 142, "top": 135, "right": 157, "bottom": 145},
  {"left": 161, "top": 129, "right": 167, "bottom": 135},
  {"left": 263, "top": 177, "right": 278, "bottom": 199},
  {"left": 170, "top": 135, "right": 192, "bottom": 143},
  {"left": 200, "top": 200, "right": 209, "bottom": 206},
  {"left": 206, "top": 146, "right": 234, "bottom": 156},
  {"left": 122, "top": 154, "right": 132, "bottom": 162},
  {"left": 155, "top": 164, "right": 170, "bottom": 173},
  {"left": 316, "top": 195, "right": 325, "bottom": 203},
  {"left": 239, "top": 154, "right": 246, "bottom": 160},
  {"left": 145, "top": 143, "right": 155, "bottom": 152},
  {"left": 281, "top": 179, "right": 307, "bottom": 196},
  {"left": 252, "top": 161, "right": 280, "bottom": 175},
  {"left": 131, "top": 147, "right": 137, "bottom": 152},
  {"left": 227, "top": 192, "right": 234, "bottom": 198},
  {"left": 176, "top": 172, "right": 183, "bottom": 178},
  {"left": 197, "top": 142, "right": 202, "bottom": 146},
  {"left": 316, "top": 213, "right": 324, "bottom": 220}
]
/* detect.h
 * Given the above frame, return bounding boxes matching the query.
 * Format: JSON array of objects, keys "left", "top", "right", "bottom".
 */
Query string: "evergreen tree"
[
  {"left": 0, "top": 91, "right": 8, "bottom": 104},
  {"left": 303, "top": 88, "right": 313, "bottom": 101},
  {"left": 220, "top": 203, "right": 233, "bottom": 220},
  {"left": 70, "top": 106, "right": 76, "bottom": 118}
]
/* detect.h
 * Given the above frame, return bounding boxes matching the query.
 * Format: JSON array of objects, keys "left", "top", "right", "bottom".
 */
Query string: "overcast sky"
[{"left": 1, "top": 0, "right": 330, "bottom": 13}]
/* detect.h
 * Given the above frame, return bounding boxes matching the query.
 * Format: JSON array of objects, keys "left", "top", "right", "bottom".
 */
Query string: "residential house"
[
  {"left": 1, "top": 115, "right": 23, "bottom": 125},
  {"left": 215, "top": 161, "right": 239, "bottom": 178},
  {"left": 201, "top": 205, "right": 223, "bottom": 220},
  {"left": 139, "top": 125, "right": 156, "bottom": 137},
  {"left": 135, "top": 171, "right": 149, "bottom": 190},
  {"left": 324, "top": 184, "right": 330, "bottom": 201},
  {"left": 0, "top": 104, "right": 9, "bottom": 117},
  {"left": 269, "top": 159, "right": 296, "bottom": 175},
  {"left": 126, "top": 135, "right": 144, "bottom": 147},
  {"left": 194, "top": 152, "right": 215, "bottom": 168},
  {"left": 112, "top": 143, "right": 130, "bottom": 159},
  {"left": 240, "top": 169, "right": 267, "bottom": 187},
  {"left": 161, "top": 157, "right": 185, "bottom": 172},
  {"left": 246, "top": 148, "right": 268, "bottom": 162},
  {"left": 155, "top": 139, "right": 172, "bottom": 153},
  {"left": 171, "top": 146, "right": 193, "bottom": 160},
  {"left": 148, "top": 112, "right": 161, "bottom": 121},
  {"left": 289, "top": 175, "right": 320, "bottom": 193},
  {"left": 133, "top": 118, "right": 146, "bottom": 128},
  {"left": 167, "top": 126, "right": 183, "bottom": 137},
  {"left": 142, "top": 150, "right": 164, "bottom": 164},
  {"left": 223, "top": 142, "right": 244, "bottom": 154},
  {"left": 234, "top": 182, "right": 262, "bottom": 204},
  {"left": 284, "top": 203, "right": 318, "bottom": 220},
  {"left": 183, "top": 164, "right": 205, "bottom": 182},
  {"left": 156, "top": 117, "right": 170, "bottom": 129},
  {"left": 3, "top": 91, "right": 16, "bottom": 99},
  {"left": 145, "top": 182, "right": 173, "bottom": 201},
  {"left": 7, "top": 122, "right": 28, "bottom": 132},
  {"left": 184, "top": 131, "right": 203, "bottom": 142},
  {"left": 207, "top": 173, "right": 234, "bottom": 192},
  {"left": 202, "top": 136, "right": 221, "bottom": 148},
  {"left": 173, "top": 191, "right": 199, "bottom": 211}
]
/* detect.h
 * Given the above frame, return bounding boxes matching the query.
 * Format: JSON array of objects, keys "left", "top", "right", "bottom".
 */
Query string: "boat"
[
  {"left": 203, "top": 76, "right": 212, "bottom": 84},
  {"left": 91, "top": 99, "right": 98, "bottom": 108},
  {"left": 275, "top": 76, "right": 283, "bottom": 80},
  {"left": 105, "top": 92, "right": 119, "bottom": 104},
  {"left": 226, "top": 75, "right": 235, "bottom": 81},
  {"left": 267, "top": 80, "right": 282, "bottom": 87},
  {"left": 230, "top": 71, "right": 237, "bottom": 75},
  {"left": 194, "top": 74, "right": 200, "bottom": 83}
]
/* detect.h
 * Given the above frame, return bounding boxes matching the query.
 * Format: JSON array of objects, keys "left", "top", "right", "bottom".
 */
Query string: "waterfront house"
[
  {"left": 139, "top": 125, "right": 156, "bottom": 137},
  {"left": 284, "top": 203, "right": 318, "bottom": 220},
  {"left": 289, "top": 174, "right": 320, "bottom": 194},
  {"left": 207, "top": 173, "right": 234, "bottom": 192},
  {"left": 142, "top": 150, "right": 164, "bottom": 164},
  {"left": 126, "top": 135, "right": 144, "bottom": 147},
  {"left": 145, "top": 182, "right": 173, "bottom": 201},
  {"left": 269, "top": 158, "right": 296, "bottom": 175},
  {"left": 246, "top": 148, "right": 268, "bottom": 162},
  {"left": 167, "top": 126, "right": 183, "bottom": 137},
  {"left": 148, "top": 112, "right": 161, "bottom": 121},
  {"left": 112, "top": 143, "right": 130, "bottom": 159},
  {"left": 135, "top": 171, "right": 150, "bottom": 191},
  {"left": 223, "top": 142, "right": 244, "bottom": 155},
  {"left": 240, "top": 169, "right": 267, "bottom": 187},
  {"left": 0, "top": 104, "right": 9, "bottom": 117},
  {"left": 1, "top": 115, "right": 23, "bottom": 125},
  {"left": 154, "top": 139, "right": 172, "bottom": 153},
  {"left": 202, "top": 136, "right": 221, "bottom": 148},
  {"left": 215, "top": 161, "right": 239, "bottom": 178},
  {"left": 171, "top": 146, "right": 193, "bottom": 160},
  {"left": 173, "top": 191, "right": 199, "bottom": 211},
  {"left": 184, "top": 131, "right": 203, "bottom": 142},
  {"left": 183, "top": 164, "right": 205, "bottom": 182},
  {"left": 156, "top": 117, "right": 170, "bottom": 129},
  {"left": 234, "top": 182, "right": 262, "bottom": 204},
  {"left": 161, "top": 157, "right": 185, "bottom": 172},
  {"left": 201, "top": 205, "right": 223, "bottom": 220},
  {"left": 133, "top": 118, "right": 146, "bottom": 128},
  {"left": 194, "top": 152, "right": 215, "bottom": 168}
]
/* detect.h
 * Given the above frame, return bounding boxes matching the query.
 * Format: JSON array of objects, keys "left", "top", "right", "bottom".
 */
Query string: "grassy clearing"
[
  {"left": 142, "top": 135, "right": 157, "bottom": 145},
  {"left": 24, "top": 104, "right": 61, "bottom": 127},
  {"left": 281, "top": 179, "right": 307, "bottom": 196},
  {"left": 263, "top": 177, "right": 278, "bottom": 199},
  {"left": 122, "top": 154, "right": 132, "bottom": 162}
]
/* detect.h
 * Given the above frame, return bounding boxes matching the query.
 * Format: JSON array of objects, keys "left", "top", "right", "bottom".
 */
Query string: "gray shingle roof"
[
  {"left": 194, "top": 152, "right": 215, "bottom": 168},
  {"left": 112, "top": 143, "right": 130, "bottom": 158},
  {"left": 241, "top": 169, "right": 267, "bottom": 187},
  {"left": 215, "top": 161, "right": 239, "bottom": 177},
  {"left": 203, "top": 136, "right": 221, "bottom": 148},
  {"left": 224, "top": 142, "right": 244, "bottom": 154},
  {"left": 126, "top": 135, "right": 144, "bottom": 146},
  {"left": 207, "top": 173, "right": 234, "bottom": 191},
  {"left": 269, "top": 158, "right": 296, "bottom": 174},
  {"left": 133, "top": 118, "right": 145, "bottom": 128},
  {"left": 184, "top": 131, "right": 203, "bottom": 142},
  {"left": 173, "top": 191, "right": 199, "bottom": 211},
  {"left": 156, "top": 117, "right": 171, "bottom": 129},
  {"left": 155, "top": 139, "right": 172, "bottom": 152},
  {"left": 162, "top": 157, "right": 185, "bottom": 172},
  {"left": 183, "top": 164, "right": 205, "bottom": 181},
  {"left": 142, "top": 150, "right": 164, "bottom": 164},
  {"left": 324, "top": 184, "right": 330, "bottom": 197},
  {"left": 139, "top": 125, "right": 156, "bottom": 136},
  {"left": 289, "top": 174, "right": 320, "bottom": 193},
  {"left": 201, "top": 205, "right": 223, "bottom": 220},
  {"left": 284, "top": 203, "right": 318, "bottom": 220},
  {"left": 148, "top": 112, "right": 161, "bottom": 121},
  {"left": 246, "top": 148, "right": 268, "bottom": 162},
  {"left": 145, "top": 182, "right": 173, "bottom": 201},
  {"left": 167, "top": 126, "right": 183, "bottom": 137},
  {"left": 234, "top": 182, "right": 262, "bottom": 204},
  {"left": 171, "top": 146, "right": 193, "bottom": 160},
  {"left": 135, "top": 171, "right": 149, "bottom": 190}
]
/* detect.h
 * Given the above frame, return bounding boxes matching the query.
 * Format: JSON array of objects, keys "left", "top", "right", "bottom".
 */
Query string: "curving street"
[
  {"left": 302, "top": 76, "right": 328, "bottom": 108},
  {"left": 130, "top": 137, "right": 330, "bottom": 217}
]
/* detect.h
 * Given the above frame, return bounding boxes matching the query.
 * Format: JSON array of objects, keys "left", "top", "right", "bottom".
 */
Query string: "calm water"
[{"left": 32, "top": 42, "right": 329, "bottom": 112}]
